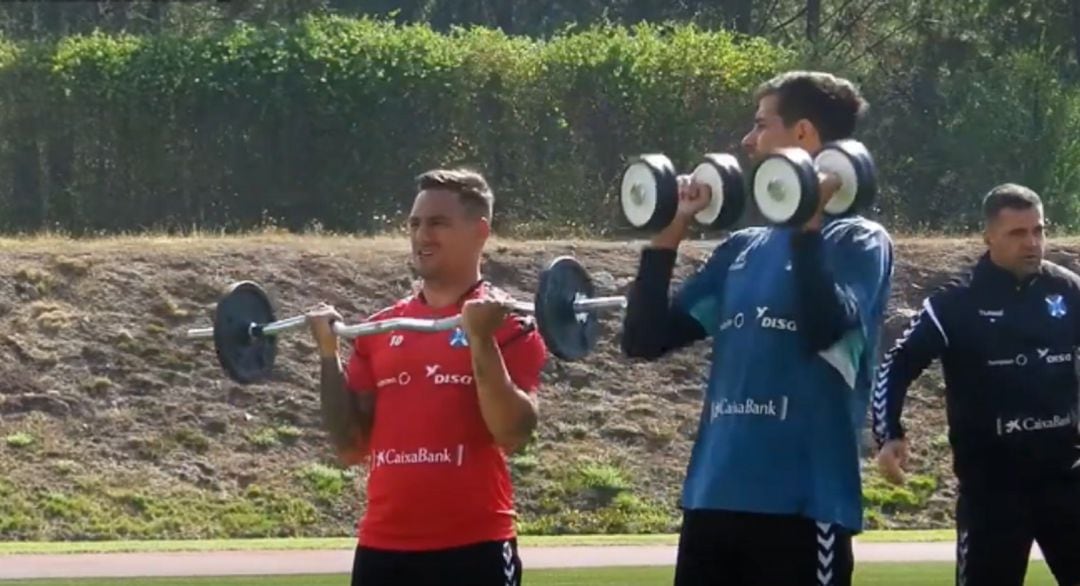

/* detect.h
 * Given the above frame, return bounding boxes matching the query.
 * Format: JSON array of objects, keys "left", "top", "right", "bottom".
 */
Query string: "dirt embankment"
[{"left": 2, "top": 234, "right": 1075, "bottom": 539}]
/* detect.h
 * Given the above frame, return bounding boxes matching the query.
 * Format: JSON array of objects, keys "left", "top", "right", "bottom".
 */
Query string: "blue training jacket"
[{"left": 621, "top": 216, "right": 894, "bottom": 532}]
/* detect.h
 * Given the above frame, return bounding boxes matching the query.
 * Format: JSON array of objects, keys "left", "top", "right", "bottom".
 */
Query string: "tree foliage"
[{"left": 0, "top": 0, "right": 1076, "bottom": 233}]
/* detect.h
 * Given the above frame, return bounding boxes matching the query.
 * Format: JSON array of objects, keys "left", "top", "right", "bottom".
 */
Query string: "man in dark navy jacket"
[{"left": 874, "top": 183, "right": 1080, "bottom": 586}]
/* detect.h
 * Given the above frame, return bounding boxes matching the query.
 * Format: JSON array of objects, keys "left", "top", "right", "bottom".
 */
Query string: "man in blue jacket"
[{"left": 620, "top": 71, "right": 894, "bottom": 585}]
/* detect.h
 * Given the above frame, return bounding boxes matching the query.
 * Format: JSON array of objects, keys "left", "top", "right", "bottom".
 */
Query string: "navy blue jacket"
[{"left": 874, "top": 253, "right": 1080, "bottom": 486}]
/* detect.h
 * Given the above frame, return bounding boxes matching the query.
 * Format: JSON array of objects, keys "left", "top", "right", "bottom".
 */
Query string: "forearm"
[
  {"left": 791, "top": 229, "right": 860, "bottom": 352},
  {"left": 650, "top": 215, "right": 692, "bottom": 250},
  {"left": 319, "top": 356, "right": 369, "bottom": 454},
  {"left": 872, "top": 305, "right": 945, "bottom": 447},
  {"left": 469, "top": 336, "right": 537, "bottom": 452},
  {"left": 621, "top": 247, "right": 707, "bottom": 358},
  {"left": 873, "top": 349, "right": 923, "bottom": 447},
  {"left": 873, "top": 367, "right": 912, "bottom": 448}
]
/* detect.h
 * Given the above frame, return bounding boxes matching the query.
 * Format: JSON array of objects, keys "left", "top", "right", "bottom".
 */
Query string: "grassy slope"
[{"left": 3, "top": 233, "right": 1079, "bottom": 542}]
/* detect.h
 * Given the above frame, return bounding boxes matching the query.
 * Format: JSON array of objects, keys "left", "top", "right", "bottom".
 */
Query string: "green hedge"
[{"left": 0, "top": 17, "right": 791, "bottom": 235}]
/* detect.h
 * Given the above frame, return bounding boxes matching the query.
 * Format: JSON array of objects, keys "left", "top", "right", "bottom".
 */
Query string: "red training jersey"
[{"left": 343, "top": 281, "right": 548, "bottom": 551}]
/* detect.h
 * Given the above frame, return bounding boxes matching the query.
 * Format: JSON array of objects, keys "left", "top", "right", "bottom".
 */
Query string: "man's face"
[
  {"left": 985, "top": 206, "right": 1045, "bottom": 278},
  {"left": 741, "top": 94, "right": 801, "bottom": 164},
  {"left": 408, "top": 188, "right": 488, "bottom": 281}
]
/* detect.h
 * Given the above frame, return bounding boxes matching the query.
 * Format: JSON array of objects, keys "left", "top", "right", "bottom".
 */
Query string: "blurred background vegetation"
[{"left": 0, "top": 0, "right": 1075, "bottom": 236}]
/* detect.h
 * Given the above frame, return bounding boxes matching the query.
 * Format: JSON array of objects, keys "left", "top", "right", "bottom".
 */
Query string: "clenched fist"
[{"left": 877, "top": 438, "right": 910, "bottom": 485}]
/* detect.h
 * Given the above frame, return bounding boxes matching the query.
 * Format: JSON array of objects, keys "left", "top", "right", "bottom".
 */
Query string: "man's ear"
[
  {"left": 476, "top": 216, "right": 492, "bottom": 240},
  {"left": 793, "top": 119, "right": 821, "bottom": 150},
  {"left": 793, "top": 119, "right": 811, "bottom": 140}
]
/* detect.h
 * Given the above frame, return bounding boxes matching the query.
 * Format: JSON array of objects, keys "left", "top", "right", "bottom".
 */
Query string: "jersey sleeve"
[
  {"left": 497, "top": 315, "right": 548, "bottom": 394},
  {"left": 620, "top": 248, "right": 707, "bottom": 359},
  {"left": 344, "top": 335, "right": 376, "bottom": 394},
  {"left": 673, "top": 232, "right": 748, "bottom": 335},
  {"left": 793, "top": 222, "right": 894, "bottom": 388},
  {"left": 621, "top": 231, "right": 748, "bottom": 359},
  {"left": 872, "top": 295, "right": 949, "bottom": 447}
]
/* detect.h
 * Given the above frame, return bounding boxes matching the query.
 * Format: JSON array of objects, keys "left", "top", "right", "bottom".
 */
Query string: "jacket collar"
[{"left": 972, "top": 252, "right": 1043, "bottom": 290}]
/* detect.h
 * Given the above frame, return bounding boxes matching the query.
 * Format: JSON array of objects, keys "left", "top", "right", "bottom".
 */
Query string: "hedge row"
[{"left": 0, "top": 17, "right": 791, "bottom": 235}]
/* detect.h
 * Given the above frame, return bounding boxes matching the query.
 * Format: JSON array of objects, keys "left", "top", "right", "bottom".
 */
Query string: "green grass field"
[
  {"left": 0, "top": 562, "right": 1057, "bottom": 586},
  {"left": 0, "top": 530, "right": 955, "bottom": 555}
]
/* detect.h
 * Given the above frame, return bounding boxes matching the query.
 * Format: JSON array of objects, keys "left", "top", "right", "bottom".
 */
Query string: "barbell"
[
  {"left": 185, "top": 256, "right": 628, "bottom": 384},
  {"left": 620, "top": 139, "right": 876, "bottom": 229}
]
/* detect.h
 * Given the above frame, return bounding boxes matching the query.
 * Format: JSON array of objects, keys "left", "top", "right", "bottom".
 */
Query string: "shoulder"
[
  {"left": 925, "top": 270, "right": 973, "bottom": 312},
  {"left": 368, "top": 296, "right": 413, "bottom": 320},
  {"left": 350, "top": 297, "right": 412, "bottom": 352},
  {"left": 822, "top": 216, "right": 893, "bottom": 250},
  {"left": 1040, "top": 260, "right": 1080, "bottom": 288},
  {"left": 725, "top": 226, "right": 770, "bottom": 246},
  {"left": 704, "top": 226, "right": 768, "bottom": 261}
]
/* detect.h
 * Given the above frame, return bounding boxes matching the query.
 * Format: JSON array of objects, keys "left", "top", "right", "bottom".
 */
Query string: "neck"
[
  {"left": 798, "top": 137, "right": 822, "bottom": 156},
  {"left": 987, "top": 250, "right": 1034, "bottom": 281},
  {"left": 421, "top": 266, "right": 483, "bottom": 309}
]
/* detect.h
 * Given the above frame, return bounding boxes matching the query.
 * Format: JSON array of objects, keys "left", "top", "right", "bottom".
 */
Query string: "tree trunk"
[
  {"left": 1072, "top": 0, "right": 1080, "bottom": 71},
  {"left": 492, "top": 0, "right": 516, "bottom": 34},
  {"left": 806, "top": 0, "right": 821, "bottom": 42},
  {"left": 11, "top": 113, "right": 43, "bottom": 231},
  {"left": 726, "top": 0, "right": 753, "bottom": 34}
]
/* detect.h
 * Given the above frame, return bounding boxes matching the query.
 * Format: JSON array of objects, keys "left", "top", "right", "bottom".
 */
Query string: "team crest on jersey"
[
  {"left": 1046, "top": 294, "right": 1067, "bottom": 318},
  {"left": 449, "top": 326, "right": 469, "bottom": 347}
]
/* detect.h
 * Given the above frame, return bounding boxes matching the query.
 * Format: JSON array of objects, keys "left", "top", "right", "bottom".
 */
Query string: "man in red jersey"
[{"left": 306, "top": 168, "right": 547, "bottom": 586}]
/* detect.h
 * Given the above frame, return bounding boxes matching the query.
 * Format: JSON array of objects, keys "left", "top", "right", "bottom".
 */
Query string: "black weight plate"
[
  {"left": 620, "top": 154, "right": 678, "bottom": 231},
  {"left": 817, "top": 139, "right": 877, "bottom": 217},
  {"left": 752, "top": 148, "right": 818, "bottom": 226},
  {"left": 692, "top": 153, "right": 746, "bottom": 229},
  {"left": 534, "top": 256, "right": 598, "bottom": 361},
  {"left": 213, "top": 281, "right": 277, "bottom": 384}
]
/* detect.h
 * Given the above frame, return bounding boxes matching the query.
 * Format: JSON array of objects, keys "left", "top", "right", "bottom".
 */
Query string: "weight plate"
[
  {"left": 534, "top": 256, "right": 598, "bottom": 361},
  {"left": 620, "top": 154, "right": 677, "bottom": 231},
  {"left": 213, "top": 281, "right": 277, "bottom": 384},
  {"left": 818, "top": 139, "right": 877, "bottom": 216},
  {"left": 752, "top": 149, "right": 818, "bottom": 226},
  {"left": 692, "top": 153, "right": 745, "bottom": 229}
]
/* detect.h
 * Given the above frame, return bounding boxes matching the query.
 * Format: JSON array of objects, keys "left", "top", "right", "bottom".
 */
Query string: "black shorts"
[
  {"left": 955, "top": 476, "right": 1080, "bottom": 586},
  {"left": 674, "top": 508, "right": 854, "bottom": 586},
  {"left": 351, "top": 539, "right": 522, "bottom": 586}
]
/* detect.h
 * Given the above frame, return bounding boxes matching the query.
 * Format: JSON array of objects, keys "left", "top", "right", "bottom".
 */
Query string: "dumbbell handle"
[{"left": 185, "top": 296, "right": 626, "bottom": 341}]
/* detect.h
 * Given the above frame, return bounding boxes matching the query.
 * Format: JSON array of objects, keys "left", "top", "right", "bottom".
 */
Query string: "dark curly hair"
[{"left": 754, "top": 71, "right": 868, "bottom": 142}]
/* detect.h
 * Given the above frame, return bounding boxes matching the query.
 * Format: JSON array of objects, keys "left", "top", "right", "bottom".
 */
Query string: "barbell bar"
[
  {"left": 185, "top": 256, "right": 628, "bottom": 384},
  {"left": 185, "top": 300, "right": 539, "bottom": 340}
]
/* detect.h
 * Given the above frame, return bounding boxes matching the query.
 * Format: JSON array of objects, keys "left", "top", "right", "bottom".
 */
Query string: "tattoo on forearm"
[
  {"left": 319, "top": 357, "right": 352, "bottom": 448},
  {"left": 473, "top": 357, "right": 488, "bottom": 378}
]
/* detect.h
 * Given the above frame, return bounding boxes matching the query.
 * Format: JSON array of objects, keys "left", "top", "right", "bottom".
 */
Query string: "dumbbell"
[
  {"left": 620, "top": 153, "right": 746, "bottom": 231},
  {"left": 751, "top": 139, "right": 876, "bottom": 226}
]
